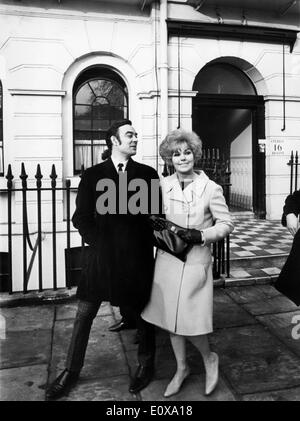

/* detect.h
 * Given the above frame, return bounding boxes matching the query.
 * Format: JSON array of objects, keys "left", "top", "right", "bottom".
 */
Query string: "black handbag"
[{"left": 152, "top": 217, "right": 192, "bottom": 262}]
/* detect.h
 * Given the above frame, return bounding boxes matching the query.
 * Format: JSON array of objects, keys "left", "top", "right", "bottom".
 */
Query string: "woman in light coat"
[{"left": 142, "top": 129, "right": 234, "bottom": 397}]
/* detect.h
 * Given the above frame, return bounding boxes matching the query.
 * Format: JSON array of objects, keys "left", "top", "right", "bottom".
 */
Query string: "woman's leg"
[
  {"left": 164, "top": 333, "right": 190, "bottom": 397},
  {"left": 187, "top": 334, "right": 219, "bottom": 395}
]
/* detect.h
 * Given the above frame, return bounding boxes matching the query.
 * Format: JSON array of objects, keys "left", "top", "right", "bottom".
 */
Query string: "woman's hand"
[
  {"left": 148, "top": 215, "right": 167, "bottom": 232},
  {"left": 177, "top": 228, "right": 203, "bottom": 244},
  {"left": 286, "top": 213, "right": 299, "bottom": 236}
]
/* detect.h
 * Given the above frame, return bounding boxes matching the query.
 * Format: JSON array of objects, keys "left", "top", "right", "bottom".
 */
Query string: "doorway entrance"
[{"left": 192, "top": 63, "right": 266, "bottom": 218}]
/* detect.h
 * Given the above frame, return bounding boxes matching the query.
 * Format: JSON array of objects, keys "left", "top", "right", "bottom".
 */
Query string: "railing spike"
[
  {"left": 5, "top": 164, "right": 14, "bottom": 189},
  {"left": 35, "top": 164, "right": 43, "bottom": 180},
  {"left": 50, "top": 164, "right": 57, "bottom": 179},
  {"left": 20, "top": 162, "right": 28, "bottom": 179},
  {"left": 35, "top": 164, "right": 43, "bottom": 188}
]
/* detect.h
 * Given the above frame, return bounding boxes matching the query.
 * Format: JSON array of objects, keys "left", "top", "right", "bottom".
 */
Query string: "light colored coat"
[{"left": 141, "top": 171, "right": 234, "bottom": 336}]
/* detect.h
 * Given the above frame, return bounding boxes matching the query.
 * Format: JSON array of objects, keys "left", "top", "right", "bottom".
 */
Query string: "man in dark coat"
[
  {"left": 274, "top": 190, "right": 300, "bottom": 305},
  {"left": 46, "top": 120, "right": 162, "bottom": 399}
]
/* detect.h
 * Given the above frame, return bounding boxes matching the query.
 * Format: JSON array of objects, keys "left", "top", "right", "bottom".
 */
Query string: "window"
[
  {"left": 73, "top": 67, "right": 128, "bottom": 174},
  {"left": 0, "top": 81, "right": 3, "bottom": 176}
]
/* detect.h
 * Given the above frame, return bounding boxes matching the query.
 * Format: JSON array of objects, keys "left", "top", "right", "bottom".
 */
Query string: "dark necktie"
[{"left": 117, "top": 163, "right": 124, "bottom": 172}]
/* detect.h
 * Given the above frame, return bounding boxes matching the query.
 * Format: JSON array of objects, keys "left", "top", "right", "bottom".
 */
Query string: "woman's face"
[{"left": 171, "top": 142, "right": 195, "bottom": 175}]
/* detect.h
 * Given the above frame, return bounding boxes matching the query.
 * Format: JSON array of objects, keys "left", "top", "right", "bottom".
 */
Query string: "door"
[{"left": 192, "top": 94, "right": 266, "bottom": 217}]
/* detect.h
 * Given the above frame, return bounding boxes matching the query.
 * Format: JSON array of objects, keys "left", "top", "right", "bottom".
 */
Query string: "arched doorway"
[
  {"left": 73, "top": 66, "right": 128, "bottom": 174},
  {"left": 192, "top": 62, "right": 266, "bottom": 218}
]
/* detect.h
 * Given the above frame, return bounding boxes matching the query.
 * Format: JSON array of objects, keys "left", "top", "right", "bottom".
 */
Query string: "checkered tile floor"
[
  {"left": 228, "top": 217, "right": 293, "bottom": 280},
  {"left": 230, "top": 218, "right": 293, "bottom": 259}
]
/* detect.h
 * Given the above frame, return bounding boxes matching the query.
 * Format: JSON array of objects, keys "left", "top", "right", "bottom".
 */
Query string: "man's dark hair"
[{"left": 106, "top": 119, "right": 132, "bottom": 150}]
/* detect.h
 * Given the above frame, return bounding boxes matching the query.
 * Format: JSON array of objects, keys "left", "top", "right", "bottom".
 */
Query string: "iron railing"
[
  {"left": 288, "top": 150, "right": 299, "bottom": 194},
  {"left": 0, "top": 163, "right": 82, "bottom": 294},
  {"left": 0, "top": 161, "right": 231, "bottom": 294}
]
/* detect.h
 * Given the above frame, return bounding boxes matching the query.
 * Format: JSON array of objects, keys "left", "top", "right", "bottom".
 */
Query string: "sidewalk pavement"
[{"left": 1, "top": 282, "right": 300, "bottom": 401}]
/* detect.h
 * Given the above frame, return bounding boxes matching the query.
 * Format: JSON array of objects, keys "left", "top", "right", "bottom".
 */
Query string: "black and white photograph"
[{"left": 0, "top": 0, "right": 300, "bottom": 405}]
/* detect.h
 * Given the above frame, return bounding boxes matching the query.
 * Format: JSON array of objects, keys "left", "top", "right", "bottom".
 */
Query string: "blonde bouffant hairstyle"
[{"left": 159, "top": 128, "right": 203, "bottom": 166}]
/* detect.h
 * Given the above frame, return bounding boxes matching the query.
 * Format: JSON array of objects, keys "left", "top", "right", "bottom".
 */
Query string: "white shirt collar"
[{"left": 111, "top": 156, "right": 129, "bottom": 172}]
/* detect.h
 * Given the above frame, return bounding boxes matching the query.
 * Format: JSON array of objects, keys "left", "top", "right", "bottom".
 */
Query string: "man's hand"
[
  {"left": 177, "top": 228, "right": 202, "bottom": 244},
  {"left": 286, "top": 213, "right": 299, "bottom": 236}
]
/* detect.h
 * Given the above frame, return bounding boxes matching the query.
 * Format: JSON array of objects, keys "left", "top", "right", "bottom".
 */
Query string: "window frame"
[{"left": 72, "top": 69, "right": 129, "bottom": 175}]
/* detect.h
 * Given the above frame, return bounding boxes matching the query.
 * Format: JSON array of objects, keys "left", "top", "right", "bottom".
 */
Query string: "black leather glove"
[
  {"left": 177, "top": 228, "right": 203, "bottom": 244},
  {"left": 148, "top": 215, "right": 167, "bottom": 232}
]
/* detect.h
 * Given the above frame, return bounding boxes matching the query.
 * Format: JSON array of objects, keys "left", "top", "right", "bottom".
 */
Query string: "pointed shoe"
[
  {"left": 205, "top": 352, "right": 219, "bottom": 396},
  {"left": 164, "top": 368, "right": 190, "bottom": 398},
  {"left": 46, "top": 369, "right": 79, "bottom": 400}
]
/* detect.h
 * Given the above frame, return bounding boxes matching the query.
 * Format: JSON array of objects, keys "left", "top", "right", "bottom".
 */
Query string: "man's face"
[{"left": 112, "top": 124, "right": 138, "bottom": 157}]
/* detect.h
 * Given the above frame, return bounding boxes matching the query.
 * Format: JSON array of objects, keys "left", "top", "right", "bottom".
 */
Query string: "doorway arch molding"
[{"left": 192, "top": 56, "right": 269, "bottom": 97}]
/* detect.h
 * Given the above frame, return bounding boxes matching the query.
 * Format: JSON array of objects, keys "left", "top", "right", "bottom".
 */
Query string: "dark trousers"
[{"left": 66, "top": 300, "right": 155, "bottom": 373}]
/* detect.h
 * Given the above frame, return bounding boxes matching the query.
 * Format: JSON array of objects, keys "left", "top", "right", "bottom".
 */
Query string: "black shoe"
[
  {"left": 129, "top": 365, "right": 154, "bottom": 394},
  {"left": 46, "top": 369, "right": 79, "bottom": 400},
  {"left": 108, "top": 318, "right": 136, "bottom": 332}
]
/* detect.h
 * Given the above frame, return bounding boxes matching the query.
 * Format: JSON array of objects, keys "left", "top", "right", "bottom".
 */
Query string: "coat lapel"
[
  {"left": 125, "top": 158, "right": 138, "bottom": 180},
  {"left": 187, "top": 171, "right": 210, "bottom": 200},
  {"left": 102, "top": 158, "right": 119, "bottom": 181},
  {"left": 163, "top": 171, "right": 210, "bottom": 204}
]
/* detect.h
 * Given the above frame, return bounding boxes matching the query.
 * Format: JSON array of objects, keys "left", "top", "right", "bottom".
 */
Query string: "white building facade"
[{"left": 0, "top": 0, "right": 299, "bottom": 292}]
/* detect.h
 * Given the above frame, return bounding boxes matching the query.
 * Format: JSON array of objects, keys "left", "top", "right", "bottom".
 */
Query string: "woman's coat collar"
[{"left": 163, "top": 171, "right": 210, "bottom": 203}]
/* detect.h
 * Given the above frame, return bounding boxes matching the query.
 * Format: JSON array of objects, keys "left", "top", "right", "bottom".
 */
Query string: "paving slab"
[
  {"left": 0, "top": 364, "right": 48, "bottom": 401},
  {"left": 49, "top": 315, "right": 128, "bottom": 383},
  {"left": 210, "top": 324, "right": 300, "bottom": 394},
  {"left": 59, "top": 375, "right": 137, "bottom": 401},
  {"left": 0, "top": 329, "right": 52, "bottom": 369},
  {"left": 257, "top": 311, "right": 300, "bottom": 358},
  {"left": 140, "top": 374, "right": 236, "bottom": 401},
  {"left": 213, "top": 289, "right": 257, "bottom": 329},
  {"left": 225, "top": 285, "right": 281, "bottom": 304},
  {"left": 0, "top": 305, "right": 54, "bottom": 331},
  {"left": 242, "top": 295, "right": 298, "bottom": 316},
  {"left": 55, "top": 301, "right": 111, "bottom": 321},
  {"left": 242, "top": 387, "right": 300, "bottom": 401}
]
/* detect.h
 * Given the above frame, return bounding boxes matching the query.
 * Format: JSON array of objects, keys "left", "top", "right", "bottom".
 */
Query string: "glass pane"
[
  {"left": 194, "top": 64, "right": 256, "bottom": 95},
  {"left": 75, "top": 119, "right": 92, "bottom": 131},
  {"left": 89, "top": 79, "right": 113, "bottom": 98},
  {"left": 110, "top": 106, "right": 127, "bottom": 120},
  {"left": 75, "top": 105, "right": 91, "bottom": 117},
  {"left": 93, "top": 103, "right": 113, "bottom": 120},
  {"left": 107, "top": 84, "right": 127, "bottom": 106},
  {"left": 76, "top": 83, "right": 94, "bottom": 104},
  {"left": 92, "top": 119, "right": 111, "bottom": 131},
  {"left": 74, "top": 130, "right": 93, "bottom": 141},
  {"left": 75, "top": 105, "right": 91, "bottom": 130}
]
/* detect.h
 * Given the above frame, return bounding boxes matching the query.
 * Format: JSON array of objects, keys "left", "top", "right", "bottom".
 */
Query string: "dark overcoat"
[
  {"left": 275, "top": 189, "right": 300, "bottom": 306},
  {"left": 72, "top": 158, "right": 161, "bottom": 311}
]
